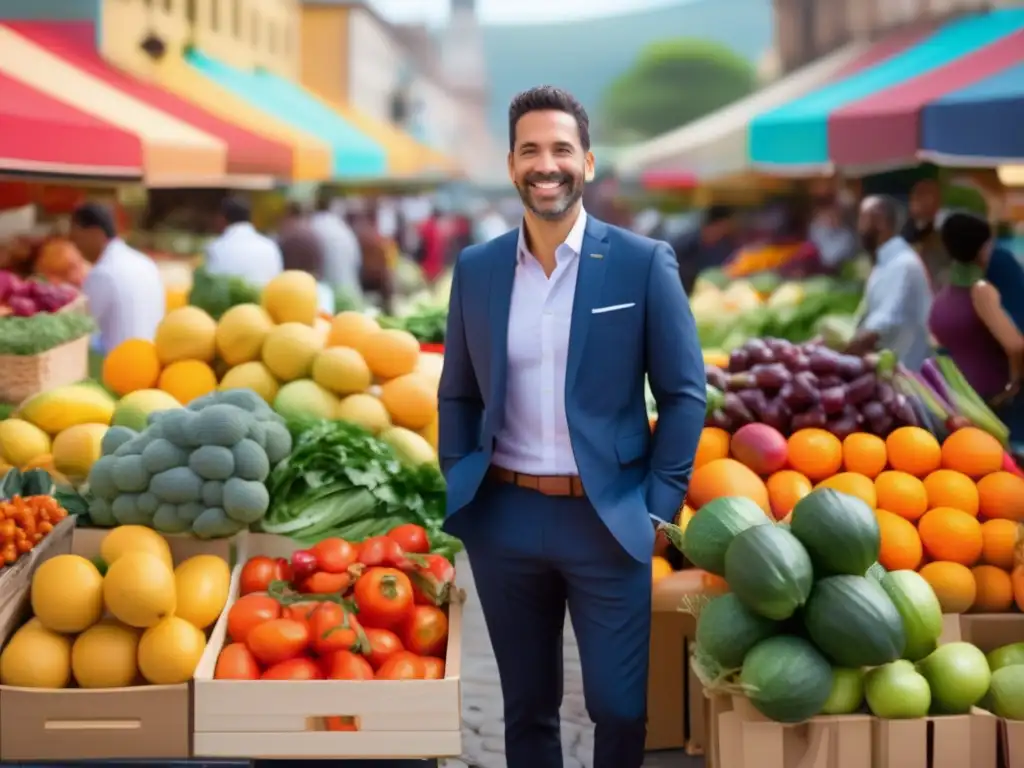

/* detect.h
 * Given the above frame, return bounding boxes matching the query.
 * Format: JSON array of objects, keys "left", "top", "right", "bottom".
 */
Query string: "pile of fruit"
[
  {"left": 0, "top": 468, "right": 68, "bottom": 566},
  {"left": 681, "top": 422, "right": 1024, "bottom": 614},
  {"left": 0, "top": 271, "right": 81, "bottom": 316},
  {"left": 674, "top": 488, "right": 1019, "bottom": 722},
  {"left": 214, "top": 525, "right": 455, "bottom": 683},
  {"left": 0, "top": 526, "right": 230, "bottom": 689}
]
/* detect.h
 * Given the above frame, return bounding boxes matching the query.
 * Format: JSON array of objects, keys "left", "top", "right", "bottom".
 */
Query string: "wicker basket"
[{"left": 0, "top": 334, "right": 90, "bottom": 404}]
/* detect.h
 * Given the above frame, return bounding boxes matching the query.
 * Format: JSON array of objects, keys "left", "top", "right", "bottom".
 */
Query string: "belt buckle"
[{"left": 539, "top": 476, "right": 571, "bottom": 496}]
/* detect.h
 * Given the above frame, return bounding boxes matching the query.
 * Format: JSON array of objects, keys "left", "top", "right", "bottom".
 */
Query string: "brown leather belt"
[{"left": 488, "top": 466, "right": 585, "bottom": 497}]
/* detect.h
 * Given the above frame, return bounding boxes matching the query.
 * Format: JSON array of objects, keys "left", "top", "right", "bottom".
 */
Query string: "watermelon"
[
  {"left": 803, "top": 575, "right": 905, "bottom": 667},
  {"left": 789, "top": 489, "right": 880, "bottom": 576},
  {"left": 696, "top": 593, "right": 779, "bottom": 668},
  {"left": 682, "top": 497, "right": 769, "bottom": 576},
  {"left": 879, "top": 570, "right": 943, "bottom": 662},
  {"left": 724, "top": 525, "right": 814, "bottom": 621},
  {"left": 740, "top": 635, "right": 834, "bottom": 722}
]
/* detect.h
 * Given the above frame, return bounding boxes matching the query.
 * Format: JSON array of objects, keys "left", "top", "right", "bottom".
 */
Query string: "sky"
[{"left": 368, "top": 0, "right": 695, "bottom": 25}]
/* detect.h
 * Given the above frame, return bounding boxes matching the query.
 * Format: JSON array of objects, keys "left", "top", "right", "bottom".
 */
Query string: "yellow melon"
[
  {"left": 261, "top": 270, "right": 318, "bottom": 325},
  {"left": 18, "top": 384, "right": 116, "bottom": 435},
  {"left": 215, "top": 303, "right": 275, "bottom": 367},
  {"left": 262, "top": 322, "right": 323, "bottom": 381},
  {"left": 359, "top": 329, "right": 420, "bottom": 380},
  {"left": 312, "top": 347, "right": 372, "bottom": 396},
  {"left": 419, "top": 415, "right": 438, "bottom": 450},
  {"left": 0, "top": 418, "right": 51, "bottom": 468},
  {"left": 336, "top": 393, "right": 392, "bottom": 434},
  {"left": 52, "top": 423, "right": 108, "bottom": 479},
  {"left": 378, "top": 373, "right": 437, "bottom": 430},
  {"left": 154, "top": 307, "right": 217, "bottom": 365},
  {"left": 327, "top": 311, "right": 380, "bottom": 349},
  {"left": 219, "top": 362, "right": 280, "bottom": 404}
]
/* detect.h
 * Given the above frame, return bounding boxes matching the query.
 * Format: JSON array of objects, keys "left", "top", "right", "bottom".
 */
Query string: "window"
[
  {"left": 185, "top": 0, "right": 196, "bottom": 23},
  {"left": 252, "top": 11, "right": 261, "bottom": 46},
  {"left": 232, "top": 0, "right": 241, "bottom": 37},
  {"left": 282, "top": 23, "right": 291, "bottom": 55},
  {"left": 163, "top": 0, "right": 173, "bottom": 12},
  {"left": 268, "top": 23, "right": 277, "bottom": 54},
  {"left": 210, "top": 0, "right": 218, "bottom": 30}
]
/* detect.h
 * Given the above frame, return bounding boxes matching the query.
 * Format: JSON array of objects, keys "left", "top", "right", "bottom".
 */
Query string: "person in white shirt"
[
  {"left": 205, "top": 197, "right": 283, "bottom": 287},
  {"left": 69, "top": 202, "right": 166, "bottom": 353},
  {"left": 310, "top": 193, "right": 362, "bottom": 301},
  {"left": 475, "top": 203, "right": 510, "bottom": 243}
]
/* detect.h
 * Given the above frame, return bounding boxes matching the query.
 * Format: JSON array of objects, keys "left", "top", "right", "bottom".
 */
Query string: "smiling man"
[{"left": 438, "top": 86, "right": 707, "bottom": 767}]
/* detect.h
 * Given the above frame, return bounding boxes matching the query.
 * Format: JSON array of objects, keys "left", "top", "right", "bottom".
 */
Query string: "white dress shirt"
[
  {"left": 205, "top": 222, "right": 283, "bottom": 287},
  {"left": 311, "top": 211, "right": 362, "bottom": 297},
  {"left": 492, "top": 209, "right": 588, "bottom": 476},
  {"left": 83, "top": 239, "right": 166, "bottom": 353}
]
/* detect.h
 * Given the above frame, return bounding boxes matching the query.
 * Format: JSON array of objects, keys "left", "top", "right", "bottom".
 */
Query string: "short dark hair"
[
  {"left": 704, "top": 205, "right": 734, "bottom": 226},
  {"left": 70, "top": 202, "right": 116, "bottom": 239},
  {"left": 941, "top": 212, "right": 991, "bottom": 263},
  {"left": 220, "top": 196, "right": 251, "bottom": 224},
  {"left": 508, "top": 86, "right": 590, "bottom": 152},
  {"left": 865, "top": 195, "right": 903, "bottom": 232}
]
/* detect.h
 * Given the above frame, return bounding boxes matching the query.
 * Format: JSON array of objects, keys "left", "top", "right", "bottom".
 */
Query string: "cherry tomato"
[
  {"left": 246, "top": 618, "right": 311, "bottom": 666},
  {"left": 362, "top": 628, "right": 404, "bottom": 670},
  {"left": 353, "top": 567, "right": 414, "bottom": 629},
  {"left": 214, "top": 643, "right": 260, "bottom": 680},
  {"left": 310, "top": 537, "right": 358, "bottom": 574},
  {"left": 325, "top": 650, "right": 375, "bottom": 680},
  {"left": 421, "top": 656, "right": 445, "bottom": 680},
  {"left": 387, "top": 524, "right": 429, "bottom": 554},
  {"left": 291, "top": 549, "right": 318, "bottom": 580},
  {"left": 358, "top": 536, "right": 405, "bottom": 568},
  {"left": 239, "top": 556, "right": 289, "bottom": 595},
  {"left": 299, "top": 571, "right": 353, "bottom": 594},
  {"left": 401, "top": 605, "right": 449, "bottom": 657},
  {"left": 375, "top": 651, "right": 426, "bottom": 680},
  {"left": 261, "top": 657, "right": 323, "bottom": 680},
  {"left": 284, "top": 601, "right": 319, "bottom": 624},
  {"left": 227, "top": 594, "right": 282, "bottom": 644},
  {"left": 310, "top": 603, "right": 363, "bottom": 655},
  {"left": 411, "top": 554, "right": 457, "bottom": 605}
]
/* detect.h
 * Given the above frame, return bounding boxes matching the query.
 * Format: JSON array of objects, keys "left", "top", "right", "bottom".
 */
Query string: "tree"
[{"left": 599, "top": 38, "right": 757, "bottom": 143}]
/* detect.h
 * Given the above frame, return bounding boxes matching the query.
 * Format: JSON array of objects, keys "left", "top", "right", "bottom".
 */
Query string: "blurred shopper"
[
  {"left": 475, "top": 202, "right": 510, "bottom": 243},
  {"left": 931, "top": 212, "right": 1024, "bottom": 443},
  {"left": 809, "top": 196, "right": 858, "bottom": 271},
  {"left": 672, "top": 204, "right": 736, "bottom": 294},
  {"left": 206, "top": 196, "right": 282, "bottom": 286},
  {"left": 847, "top": 196, "right": 932, "bottom": 370},
  {"left": 903, "top": 178, "right": 950, "bottom": 289},
  {"left": 417, "top": 207, "right": 453, "bottom": 281},
  {"left": 350, "top": 206, "right": 393, "bottom": 314},
  {"left": 311, "top": 191, "right": 362, "bottom": 301},
  {"left": 278, "top": 202, "right": 334, "bottom": 315},
  {"left": 70, "top": 202, "right": 165, "bottom": 352}
]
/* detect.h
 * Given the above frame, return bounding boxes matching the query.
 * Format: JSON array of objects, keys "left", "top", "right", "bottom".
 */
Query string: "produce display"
[
  {"left": 0, "top": 468, "right": 68, "bottom": 565},
  {"left": 0, "top": 525, "right": 230, "bottom": 688},
  {"left": 0, "top": 238, "right": 90, "bottom": 289},
  {"left": 215, "top": 524, "right": 455, "bottom": 683},
  {"left": 0, "top": 271, "right": 82, "bottom": 317}
]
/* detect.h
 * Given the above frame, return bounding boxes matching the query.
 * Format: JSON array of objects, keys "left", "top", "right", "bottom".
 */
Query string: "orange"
[
  {"left": 918, "top": 507, "right": 983, "bottom": 566},
  {"left": 874, "top": 471, "right": 928, "bottom": 522},
  {"left": 977, "top": 472, "right": 1024, "bottom": 522},
  {"left": 980, "top": 519, "right": 1021, "bottom": 570},
  {"left": 694, "top": 427, "right": 730, "bottom": 469},
  {"left": 816, "top": 472, "right": 877, "bottom": 508},
  {"left": 875, "top": 509, "right": 923, "bottom": 571},
  {"left": 886, "top": 426, "right": 941, "bottom": 477},
  {"left": 970, "top": 565, "right": 1015, "bottom": 612},
  {"left": 687, "top": 458, "right": 770, "bottom": 515},
  {"left": 766, "top": 470, "right": 812, "bottom": 521},
  {"left": 842, "top": 433, "right": 887, "bottom": 478},
  {"left": 787, "top": 428, "right": 842, "bottom": 482},
  {"left": 157, "top": 360, "right": 218, "bottom": 406},
  {"left": 101, "top": 339, "right": 161, "bottom": 396},
  {"left": 941, "top": 427, "right": 1004, "bottom": 478},
  {"left": 922, "top": 469, "right": 979, "bottom": 517},
  {"left": 652, "top": 556, "right": 674, "bottom": 584},
  {"left": 919, "top": 561, "right": 976, "bottom": 613}
]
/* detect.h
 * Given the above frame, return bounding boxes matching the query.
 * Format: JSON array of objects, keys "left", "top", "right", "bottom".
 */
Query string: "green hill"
[{"left": 481, "top": 0, "right": 772, "bottom": 142}]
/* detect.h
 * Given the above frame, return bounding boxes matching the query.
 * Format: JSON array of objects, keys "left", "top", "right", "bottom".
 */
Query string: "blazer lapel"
[
  {"left": 567, "top": 217, "right": 610, "bottom": 388},
  {"left": 488, "top": 231, "right": 518, "bottom": 430}
]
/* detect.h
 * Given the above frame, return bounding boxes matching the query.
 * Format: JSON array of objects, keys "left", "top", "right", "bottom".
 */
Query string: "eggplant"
[
  {"left": 845, "top": 374, "right": 877, "bottom": 406},
  {"left": 705, "top": 365, "right": 729, "bottom": 391},
  {"left": 791, "top": 406, "right": 828, "bottom": 431},
  {"left": 889, "top": 393, "right": 919, "bottom": 426},
  {"left": 836, "top": 354, "right": 867, "bottom": 380},
  {"left": 827, "top": 415, "right": 861, "bottom": 440},
  {"left": 789, "top": 352, "right": 811, "bottom": 372},
  {"left": 867, "top": 413, "right": 894, "bottom": 436},
  {"left": 745, "top": 342, "right": 775, "bottom": 366},
  {"left": 759, "top": 397, "right": 791, "bottom": 434},
  {"left": 786, "top": 374, "right": 821, "bottom": 410},
  {"left": 820, "top": 386, "right": 846, "bottom": 415},
  {"left": 708, "top": 410, "right": 735, "bottom": 431},
  {"left": 818, "top": 375, "right": 843, "bottom": 389},
  {"left": 728, "top": 348, "right": 751, "bottom": 373},
  {"left": 808, "top": 348, "right": 841, "bottom": 376},
  {"left": 765, "top": 338, "right": 794, "bottom": 355},
  {"left": 875, "top": 381, "right": 897, "bottom": 407},
  {"left": 750, "top": 363, "right": 792, "bottom": 390},
  {"left": 722, "top": 392, "right": 755, "bottom": 425},
  {"left": 737, "top": 388, "right": 769, "bottom": 419},
  {"left": 861, "top": 401, "right": 888, "bottom": 423}
]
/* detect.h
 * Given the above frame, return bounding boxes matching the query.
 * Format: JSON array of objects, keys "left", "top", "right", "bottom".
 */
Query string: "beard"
[
  {"left": 515, "top": 170, "right": 584, "bottom": 222},
  {"left": 860, "top": 231, "right": 880, "bottom": 254}
]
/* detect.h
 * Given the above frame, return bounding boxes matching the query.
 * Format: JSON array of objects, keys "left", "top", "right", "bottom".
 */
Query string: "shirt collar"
[
  {"left": 517, "top": 207, "right": 587, "bottom": 265},
  {"left": 876, "top": 235, "right": 909, "bottom": 266},
  {"left": 224, "top": 222, "right": 255, "bottom": 237}
]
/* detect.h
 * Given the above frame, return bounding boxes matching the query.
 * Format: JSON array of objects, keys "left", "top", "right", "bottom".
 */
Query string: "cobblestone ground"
[{"left": 442, "top": 554, "right": 704, "bottom": 768}]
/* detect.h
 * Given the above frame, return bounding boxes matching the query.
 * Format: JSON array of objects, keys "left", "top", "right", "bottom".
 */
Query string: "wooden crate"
[
  {"left": 193, "top": 532, "right": 463, "bottom": 759},
  {"left": 0, "top": 334, "right": 89, "bottom": 404}
]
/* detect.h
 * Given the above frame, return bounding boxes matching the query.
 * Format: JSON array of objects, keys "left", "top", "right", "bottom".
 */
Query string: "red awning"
[
  {"left": 0, "top": 71, "right": 142, "bottom": 177},
  {"left": 5, "top": 21, "right": 293, "bottom": 180}
]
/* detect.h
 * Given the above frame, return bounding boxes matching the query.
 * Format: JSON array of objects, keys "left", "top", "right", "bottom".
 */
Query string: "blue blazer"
[{"left": 437, "top": 216, "right": 707, "bottom": 561}]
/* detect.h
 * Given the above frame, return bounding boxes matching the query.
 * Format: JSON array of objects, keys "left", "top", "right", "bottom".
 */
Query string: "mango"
[
  {"left": 19, "top": 384, "right": 116, "bottom": 435},
  {"left": 111, "top": 389, "right": 182, "bottom": 432},
  {"left": 52, "top": 423, "right": 108, "bottom": 480},
  {"left": 0, "top": 418, "right": 51, "bottom": 467}
]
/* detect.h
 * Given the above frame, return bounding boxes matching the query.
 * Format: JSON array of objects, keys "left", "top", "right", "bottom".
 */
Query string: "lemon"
[{"left": 72, "top": 621, "right": 140, "bottom": 688}]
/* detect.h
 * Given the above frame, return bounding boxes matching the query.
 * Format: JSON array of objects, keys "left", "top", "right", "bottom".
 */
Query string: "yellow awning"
[
  {"left": 0, "top": 25, "right": 225, "bottom": 185},
  {"left": 155, "top": 57, "right": 333, "bottom": 182}
]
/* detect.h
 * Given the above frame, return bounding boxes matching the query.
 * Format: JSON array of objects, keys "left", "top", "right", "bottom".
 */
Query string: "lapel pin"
[{"left": 589, "top": 253, "right": 604, "bottom": 259}]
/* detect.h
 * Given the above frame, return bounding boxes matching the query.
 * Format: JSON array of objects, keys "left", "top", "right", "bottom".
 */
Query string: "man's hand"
[{"left": 654, "top": 525, "right": 671, "bottom": 558}]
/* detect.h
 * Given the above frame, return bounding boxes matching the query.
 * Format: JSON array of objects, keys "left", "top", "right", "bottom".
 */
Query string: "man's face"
[
  {"left": 68, "top": 224, "right": 105, "bottom": 263},
  {"left": 909, "top": 181, "right": 940, "bottom": 222},
  {"left": 508, "top": 110, "right": 593, "bottom": 222},
  {"left": 858, "top": 205, "right": 882, "bottom": 254}
]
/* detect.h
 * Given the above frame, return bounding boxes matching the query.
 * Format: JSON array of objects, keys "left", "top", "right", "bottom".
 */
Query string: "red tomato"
[
  {"left": 375, "top": 651, "right": 426, "bottom": 680},
  {"left": 353, "top": 567, "right": 414, "bottom": 629},
  {"left": 261, "top": 657, "right": 323, "bottom": 680},
  {"left": 214, "top": 643, "right": 260, "bottom": 680},
  {"left": 358, "top": 536, "right": 405, "bottom": 568},
  {"left": 421, "top": 656, "right": 445, "bottom": 680},
  {"left": 387, "top": 524, "right": 429, "bottom": 554},
  {"left": 299, "top": 571, "right": 353, "bottom": 594},
  {"left": 246, "top": 618, "right": 311, "bottom": 665},
  {"left": 401, "top": 605, "right": 449, "bottom": 657},
  {"left": 325, "top": 650, "right": 375, "bottom": 680},
  {"left": 239, "top": 556, "right": 289, "bottom": 595},
  {"left": 310, "top": 603, "right": 364, "bottom": 655},
  {"left": 411, "top": 554, "right": 456, "bottom": 605},
  {"left": 362, "top": 628, "right": 404, "bottom": 670},
  {"left": 283, "top": 601, "right": 319, "bottom": 625},
  {"left": 227, "top": 594, "right": 282, "bottom": 644},
  {"left": 310, "top": 537, "right": 358, "bottom": 574}
]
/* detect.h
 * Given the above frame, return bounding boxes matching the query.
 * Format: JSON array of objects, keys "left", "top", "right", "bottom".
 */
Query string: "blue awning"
[{"left": 186, "top": 50, "right": 387, "bottom": 179}]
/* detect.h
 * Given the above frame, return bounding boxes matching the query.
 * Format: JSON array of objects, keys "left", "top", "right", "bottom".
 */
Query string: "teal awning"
[
  {"left": 748, "top": 10, "right": 1024, "bottom": 171},
  {"left": 186, "top": 50, "right": 387, "bottom": 179}
]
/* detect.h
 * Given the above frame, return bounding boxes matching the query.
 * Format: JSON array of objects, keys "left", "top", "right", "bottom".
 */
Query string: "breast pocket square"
[{"left": 591, "top": 302, "right": 636, "bottom": 314}]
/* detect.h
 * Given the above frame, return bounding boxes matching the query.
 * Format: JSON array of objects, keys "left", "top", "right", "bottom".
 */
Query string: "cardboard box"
[
  {"left": 0, "top": 526, "right": 236, "bottom": 761},
  {"left": 192, "top": 532, "right": 463, "bottom": 759}
]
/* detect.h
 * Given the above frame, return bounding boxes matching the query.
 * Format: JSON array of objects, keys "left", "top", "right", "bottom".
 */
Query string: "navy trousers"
[{"left": 454, "top": 480, "right": 652, "bottom": 768}]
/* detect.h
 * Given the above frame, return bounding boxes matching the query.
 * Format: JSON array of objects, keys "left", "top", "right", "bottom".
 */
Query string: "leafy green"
[
  {"left": 379, "top": 304, "right": 447, "bottom": 344},
  {"left": 188, "top": 265, "right": 261, "bottom": 320},
  {"left": 0, "top": 312, "right": 95, "bottom": 356}
]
